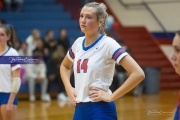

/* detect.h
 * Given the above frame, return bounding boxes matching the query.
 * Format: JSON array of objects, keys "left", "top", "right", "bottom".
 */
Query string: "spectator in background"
[
  {"left": 26, "top": 29, "right": 40, "bottom": 52},
  {"left": 0, "top": 19, "right": 6, "bottom": 24},
  {"left": 33, "top": 38, "right": 44, "bottom": 56},
  {"left": 25, "top": 51, "right": 51, "bottom": 102},
  {"left": 57, "top": 28, "right": 70, "bottom": 52},
  {"left": 18, "top": 42, "right": 32, "bottom": 84},
  {"left": 47, "top": 48, "right": 68, "bottom": 101},
  {"left": 3, "top": 0, "right": 23, "bottom": 12},
  {"left": 43, "top": 29, "right": 56, "bottom": 57},
  {"left": 18, "top": 42, "right": 32, "bottom": 56},
  {"left": 33, "top": 38, "right": 50, "bottom": 63},
  {"left": 106, "top": 15, "right": 114, "bottom": 30}
]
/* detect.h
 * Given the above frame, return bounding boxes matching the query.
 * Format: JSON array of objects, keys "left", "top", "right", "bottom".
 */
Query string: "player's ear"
[
  {"left": 99, "top": 18, "right": 105, "bottom": 26},
  {"left": 7, "top": 34, "right": 10, "bottom": 41}
]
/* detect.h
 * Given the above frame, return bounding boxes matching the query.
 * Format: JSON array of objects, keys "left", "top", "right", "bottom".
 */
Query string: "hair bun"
[{"left": 99, "top": 3, "right": 106, "bottom": 11}]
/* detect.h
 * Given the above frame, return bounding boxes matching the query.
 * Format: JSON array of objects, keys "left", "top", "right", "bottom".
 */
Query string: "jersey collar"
[
  {"left": 82, "top": 34, "right": 104, "bottom": 51},
  {"left": 0, "top": 47, "right": 10, "bottom": 56}
]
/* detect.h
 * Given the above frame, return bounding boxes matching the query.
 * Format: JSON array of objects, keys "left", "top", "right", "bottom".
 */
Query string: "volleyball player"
[{"left": 60, "top": 2, "right": 145, "bottom": 120}]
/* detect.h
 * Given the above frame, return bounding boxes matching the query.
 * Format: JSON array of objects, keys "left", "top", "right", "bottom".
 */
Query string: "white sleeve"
[
  {"left": 106, "top": 39, "right": 128, "bottom": 64},
  {"left": 67, "top": 48, "right": 75, "bottom": 62},
  {"left": 67, "top": 37, "right": 82, "bottom": 62}
]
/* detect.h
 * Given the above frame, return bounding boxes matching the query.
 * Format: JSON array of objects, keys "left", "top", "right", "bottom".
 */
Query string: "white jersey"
[
  {"left": 0, "top": 47, "right": 21, "bottom": 93},
  {"left": 67, "top": 35, "right": 128, "bottom": 102}
]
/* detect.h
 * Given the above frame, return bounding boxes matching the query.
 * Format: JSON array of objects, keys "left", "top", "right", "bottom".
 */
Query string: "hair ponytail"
[{"left": 7, "top": 25, "right": 15, "bottom": 48}]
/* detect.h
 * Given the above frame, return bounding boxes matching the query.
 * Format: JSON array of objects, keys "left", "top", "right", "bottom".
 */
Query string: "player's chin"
[
  {"left": 80, "top": 28, "right": 86, "bottom": 32},
  {"left": 175, "top": 68, "right": 180, "bottom": 75}
]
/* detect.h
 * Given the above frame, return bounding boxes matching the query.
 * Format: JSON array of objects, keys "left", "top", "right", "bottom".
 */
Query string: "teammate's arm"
[
  {"left": 6, "top": 68, "right": 20, "bottom": 114},
  {"left": 110, "top": 55, "right": 145, "bottom": 101},
  {"left": 60, "top": 55, "right": 77, "bottom": 106}
]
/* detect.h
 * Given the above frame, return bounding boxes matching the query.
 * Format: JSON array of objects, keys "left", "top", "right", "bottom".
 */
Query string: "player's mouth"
[{"left": 81, "top": 25, "right": 86, "bottom": 28}]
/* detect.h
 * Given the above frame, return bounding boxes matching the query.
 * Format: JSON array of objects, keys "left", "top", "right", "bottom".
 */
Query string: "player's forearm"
[
  {"left": 8, "top": 92, "right": 16, "bottom": 104},
  {"left": 111, "top": 71, "right": 144, "bottom": 101},
  {"left": 9, "top": 69, "right": 20, "bottom": 104},
  {"left": 60, "top": 65, "right": 72, "bottom": 89}
]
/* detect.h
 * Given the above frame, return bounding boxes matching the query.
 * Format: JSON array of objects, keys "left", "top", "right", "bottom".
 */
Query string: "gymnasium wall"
[{"left": 105, "top": 0, "right": 180, "bottom": 32}]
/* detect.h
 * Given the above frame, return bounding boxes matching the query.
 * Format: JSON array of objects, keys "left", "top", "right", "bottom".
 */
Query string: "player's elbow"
[{"left": 137, "top": 70, "right": 145, "bottom": 82}]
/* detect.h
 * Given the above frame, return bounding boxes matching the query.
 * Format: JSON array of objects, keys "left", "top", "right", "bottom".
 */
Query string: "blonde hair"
[
  {"left": 31, "top": 28, "right": 40, "bottom": 44},
  {"left": 84, "top": 2, "right": 108, "bottom": 34}
]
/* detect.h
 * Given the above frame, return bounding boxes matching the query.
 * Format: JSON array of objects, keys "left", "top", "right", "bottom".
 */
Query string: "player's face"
[
  {"left": 0, "top": 28, "right": 10, "bottom": 45},
  {"left": 171, "top": 34, "right": 180, "bottom": 74},
  {"left": 79, "top": 6, "right": 99, "bottom": 34}
]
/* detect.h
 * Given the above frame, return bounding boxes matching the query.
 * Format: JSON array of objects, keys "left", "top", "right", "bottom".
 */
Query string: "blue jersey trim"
[
  {"left": 114, "top": 51, "right": 126, "bottom": 61},
  {"left": 112, "top": 48, "right": 122, "bottom": 59},
  {"left": 0, "top": 47, "right": 10, "bottom": 57},
  {"left": 69, "top": 48, "right": 75, "bottom": 59},
  {"left": 82, "top": 34, "right": 104, "bottom": 51},
  {"left": 112, "top": 48, "right": 126, "bottom": 61}
]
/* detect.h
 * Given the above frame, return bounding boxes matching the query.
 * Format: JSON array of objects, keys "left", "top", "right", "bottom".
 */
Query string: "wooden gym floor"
[{"left": 16, "top": 90, "right": 179, "bottom": 120}]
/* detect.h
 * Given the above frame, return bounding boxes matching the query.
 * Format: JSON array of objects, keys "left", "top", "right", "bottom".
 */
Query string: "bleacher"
[
  {"left": 0, "top": 0, "right": 82, "bottom": 98},
  {"left": 0, "top": 0, "right": 81, "bottom": 44},
  {"left": 95, "top": 0, "right": 180, "bottom": 90}
]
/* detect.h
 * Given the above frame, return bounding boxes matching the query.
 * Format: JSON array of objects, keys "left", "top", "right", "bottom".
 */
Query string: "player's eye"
[
  {"left": 175, "top": 48, "right": 180, "bottom": 53},
  {"left": 0, "top": 33, "right": 5, "bottom": 36},
  {"left": 80, "top": 15, "right": 83, "bottom": 18}
]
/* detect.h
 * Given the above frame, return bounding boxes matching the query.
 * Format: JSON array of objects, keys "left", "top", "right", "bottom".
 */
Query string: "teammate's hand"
[
  {"left": 6, "top": 103, "right": 14, "bottom": 115},
  {"left": 66, "top": 86, "right": 77, "bottom": 106},
  {"left": 89, "top": 87, "right": 112, "bottom": 102}
]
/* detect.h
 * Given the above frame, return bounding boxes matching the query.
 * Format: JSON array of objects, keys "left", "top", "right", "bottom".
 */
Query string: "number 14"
[{"left": 77, "top": 59, "right": 89, "bottom": 73}]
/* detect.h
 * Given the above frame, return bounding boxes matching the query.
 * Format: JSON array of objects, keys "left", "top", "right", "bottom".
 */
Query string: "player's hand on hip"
[
  {"left": 89, "top": 87, "right": 112, "bottom": 102},
  {"left": 66, "top": 86, "right": 77, "bottom": 106},
  {"left": 6, "top": 103, "right": 14, "bottom": 115}
]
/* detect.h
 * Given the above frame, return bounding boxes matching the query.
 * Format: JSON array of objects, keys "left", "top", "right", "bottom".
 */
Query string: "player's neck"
[
  {"left": 84, "top": 33, "right": 101, "bottom": 47},
  {"left": 0, "top": 44, "right": 8, "bottom": 55}
]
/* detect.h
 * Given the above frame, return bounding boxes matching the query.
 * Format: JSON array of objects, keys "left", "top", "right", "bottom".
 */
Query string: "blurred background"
[{"left": 0, "top": 0, "right": 180, "bottom": 120}]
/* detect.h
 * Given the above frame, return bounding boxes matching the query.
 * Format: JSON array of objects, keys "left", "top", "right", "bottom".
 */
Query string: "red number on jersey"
[
  {"left": 77, "top": 59, "right": 81, "bottom": 73},
  {"left": 77, "top": 59, "right": 89, "bottom": 73}
]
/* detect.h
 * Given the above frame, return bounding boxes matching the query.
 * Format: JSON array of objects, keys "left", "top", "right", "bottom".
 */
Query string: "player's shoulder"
[
  {"left": 6, "top": 47, "right": 19, "bottom": 56},
  {"left": 75, "top": 36, "right": 85, "bottom": 43},
  {"left": 103, "top": 35, "right": 118, "bottom": 45},
  {"left": 72, "top": 36, "right": 85, "bottom": 46}
]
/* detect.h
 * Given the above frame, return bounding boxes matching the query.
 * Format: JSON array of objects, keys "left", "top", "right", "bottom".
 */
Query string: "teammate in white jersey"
[
  {"left": 0, "top": 24, "right": 21, "bottom": 120},
  {"left": 60, "top": 2, "right": 145, "bottom": 120}
]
